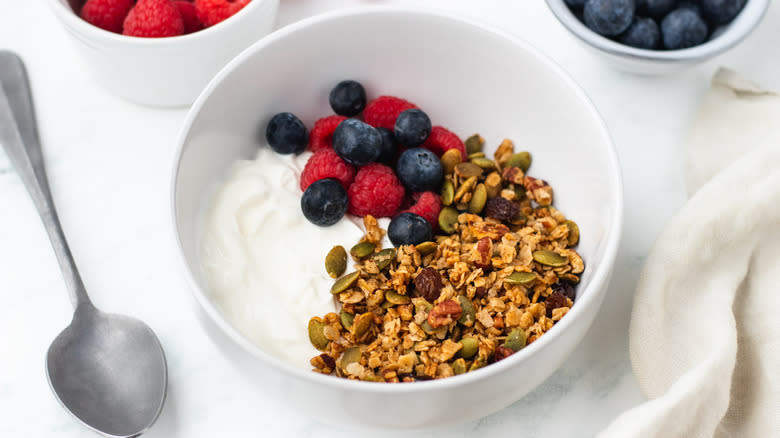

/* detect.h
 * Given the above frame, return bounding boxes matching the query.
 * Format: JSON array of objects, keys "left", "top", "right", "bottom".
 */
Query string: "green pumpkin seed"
[
  {"left": 340, "top": 346, "right": 362, "bottom": 372},
  {"left": 307, "top": 318, "right": 329, "bottom": 350},
  {"left": 350, "top": 241, "right": 376, "bottom": 259},
  {"left": 533, "top": 250, "right": 568, "bottom": 267},
  {"left": 386, "top": 290, "right": 410, "bottom": 305},
  {"left": 455, "top": 162, "right": 483, "bottom": 179},
  {"left": 468, "top": 183, "right": 487, "bottom": 214},
  {"left": 458, "top": 337, "right": 479, "bottom": 359},
  {"left": 454, "top": 176, "right": 478, "bottom": 202},
  {"left": 471, "top": 157, "right": 495, "bottom": 170},
  {"left": 465, "top": 134, "right": 484, "bottom": 155},
  {"left": 415, "top": 299, "right": 433, "bottom": 315},
  {"left": 564, "top": 220, "right": 580, "bottom": 247},
  {"left": 325, "top": 245, "right": 347, "bottom": 278},
  {"left": 452, "top": 358, "right": 467, "bottom": 375},
  {"left": 506, "top": 151, "right": 532, "bottom": 172},
  {"left": 362, "top": 374, "right": 384, "bottom": 382},
  {"left": 351, "top": 313, "right": 373, "bottom": 338},
  {"left": 441, "top": 180, "right": 455, "bottom": 206},
  {"left": 504, "top": 328, "right": 527, "bottom": 352},
  {"left": 371, "top": 248, "right": 396, "bottom": 271},
  {"left": 467, "top": 152, "right": 486, "bottom": 160},
  {"left": 330, "top": 271, "right": 360, "bottom": 295},
  {"left": 421, "top": 320, "right": 436, "bottom": 335},
  {"left": 505, "top": 271, "right": 537, "bottom": 286},
  {"left": 440, "top": 149, "right": 462, "bottom": 175},
  {"left": 438, "top": 207, "right": 459, "bottom": 234},
  {"left": 457, "top": 295, "right": 476, "bottom": 326},
  {"left": 415, "top": 241, "right": 437, "bottom": 256},
  {"left": 339, "top": 310, "right": 354, "bottom": 329},
  {"left": 468, "top": 356, "right": 486, "bottom": 372}
]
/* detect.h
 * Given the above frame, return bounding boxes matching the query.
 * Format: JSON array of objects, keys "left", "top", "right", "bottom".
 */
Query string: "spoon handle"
[{"left": 0, "top": 51, "right": 91, "bottom": 309}]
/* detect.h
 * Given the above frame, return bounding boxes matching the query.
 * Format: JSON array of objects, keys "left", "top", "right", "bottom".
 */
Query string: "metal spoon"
[{"left": 0, "top": 51, "right": 167, "bottom": 438}]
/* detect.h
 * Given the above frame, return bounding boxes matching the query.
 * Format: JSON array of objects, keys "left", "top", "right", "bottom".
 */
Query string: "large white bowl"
[
  {"left": 46, "top": 0, "right": 279, "bottom": 107},
  {"left": 172, "top": 7, "right": 623, "bottom": 429}
]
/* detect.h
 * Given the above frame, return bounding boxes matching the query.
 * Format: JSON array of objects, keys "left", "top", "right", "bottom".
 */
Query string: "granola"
[{"left": 307, "top": 136, "right": 582, "bottom": 382}]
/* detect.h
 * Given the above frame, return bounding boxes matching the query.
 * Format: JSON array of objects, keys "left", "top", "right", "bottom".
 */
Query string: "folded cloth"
[{"left": 598, "top": 69, "right": 780, "bottom": 438}]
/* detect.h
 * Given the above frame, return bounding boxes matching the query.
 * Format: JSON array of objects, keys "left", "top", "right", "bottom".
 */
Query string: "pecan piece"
[
  {"left": 501, "top": 166, "right": 524, "bottom": 185},
  {"left": 524, "top": 176, "right": 553, "bottom": 206},
  {"left": 474, "top": 237, "right": 492, "bottom": 269},
  {"left": 427, "top": 299, "right": 463, "bottom": 328},
  {"left": 494, "top": 345, "right": 514, "bottom": 362}
]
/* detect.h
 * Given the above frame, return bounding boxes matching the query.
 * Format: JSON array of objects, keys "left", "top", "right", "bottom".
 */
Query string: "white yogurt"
[{"left": 200, "top": 146, "right": 367, "bottom": 368}]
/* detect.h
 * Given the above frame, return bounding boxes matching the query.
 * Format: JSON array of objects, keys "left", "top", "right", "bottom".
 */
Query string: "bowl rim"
[
  {"left": 170, "top": 6, "right": 625, "bottom": 394},
  {"left": 545, "top": 0, "right": 769, "bottom": 63},
  {"left": 45, "top": 0, "right": 277, "bottom": 45}
]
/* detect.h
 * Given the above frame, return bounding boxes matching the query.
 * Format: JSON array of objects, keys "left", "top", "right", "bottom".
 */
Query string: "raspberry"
[
  {"left": 194, "top": 0, "right": 250, "bottom": 27},
  {"left": 123, "top": 0, "right": 184, "bottom": 37},
  {"left": 422, "top": 126, "right": 466, "bottom": 160},
  {"left": 300, "top": 149, "right": 356, "bottom": 191},
  {"left": 174, "top": 1, "right": 204, "bottom": 33},
  {"left": 400, "top": 191, "right": 441, "bottom": 227},
  {"left": 80, "top": 0, "right": 134, "bottom": 33},
  {"left": 347, "top": 164, "right": 405, "bottom": 218},
  {"left": 309, "top": 115, "right": 347, "bottom": 153},
  {"left": 363, "top": 96, "right": 417, "bottom": 130}
]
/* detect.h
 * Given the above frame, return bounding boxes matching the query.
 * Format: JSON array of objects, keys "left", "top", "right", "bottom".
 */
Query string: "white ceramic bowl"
[
  {"left": 545, "top": 0, "right": 769, "bottom": 74},
  {"left": 46, "top": 0, "right": 279, "bottom": 107},
  {"left": 172, "top": 7, "right": 623, "bottom": 429}
]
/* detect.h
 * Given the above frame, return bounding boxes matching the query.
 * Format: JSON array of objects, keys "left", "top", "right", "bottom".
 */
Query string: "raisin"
[
  {"left": 551, "top": 282, "right": 576, "bottom": 302},
  {"left": 414, "top": 267, "right": 443, "bottom": 302},
  {"left": 545, "top": 291, "right": 569, "bottom": 318},
  {"left": 319, "top": 353, "right": 336, "bottom": 370},
  {"left": 494, "top": 345, "right": 514, "bottom": 362},
  {"left": 484, "top": 197, "right": 519, "bottom": 222},
  {"left": 474, "top": 286, "right": 487, "bottom": 298}
]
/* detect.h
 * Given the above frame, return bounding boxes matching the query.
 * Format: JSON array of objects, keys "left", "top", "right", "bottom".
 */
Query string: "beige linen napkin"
[{"left": 599, "top": 69, "right": 780, "bottom": 438}]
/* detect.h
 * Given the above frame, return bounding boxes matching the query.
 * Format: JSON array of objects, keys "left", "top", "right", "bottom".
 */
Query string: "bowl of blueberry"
[{"left": 546, "top": 0, "right": 769, "bottom": 74}]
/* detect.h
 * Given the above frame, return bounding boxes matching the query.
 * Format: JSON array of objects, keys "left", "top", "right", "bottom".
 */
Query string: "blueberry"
[
  {"left": 396, "top": 148, "right": 443, "bottom": 192},
  {"left": 677, "top": 0, "right": 703, "bottom": 15},
  {"left": 564, "top": 0, "right": 587, "bottom": 9},
  {"left": 329, "top": 80, "right": 367, "bottom": 117},
  {"left": 376, "top": 127, "right": 398, "bottom": 165},
  {"left": 619, "top": 17, "right": 661, "bottom": 49},
  {"left": 583, "top": 0, "right": 636, "bottom": 36},
  {"left": 333, "top": 118, "right": 381, "bottom": 166},
  {"left": 300, "top": 179, "right": 348, "bottom": 226},
  {"left": 388, "top": 212, "right": 432, "bottom": 247},
  {"left": 636, "top": 0, "right": 675, "bottom": 18},
  {"left": 394, "top": 109, "right": 432, "bottom": 147},
  {"left": 661, "top": 8, "right": 709, "bottom": 49},
  {"left": 265, "top": 112, "right": 307, "bottom": 155},
  {"left": 700, "top": 0, "right": 746, "bottom": 25}
]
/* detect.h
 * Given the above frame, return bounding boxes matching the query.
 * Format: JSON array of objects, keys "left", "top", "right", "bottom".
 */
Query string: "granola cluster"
[{"left": 307, "top": 136, "right": 583, "bottom": 382}]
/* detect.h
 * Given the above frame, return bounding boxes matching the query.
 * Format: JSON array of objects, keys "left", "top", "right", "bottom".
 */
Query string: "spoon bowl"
[{"left": 46, "top": 304, "right": 167, "bottom": 438}]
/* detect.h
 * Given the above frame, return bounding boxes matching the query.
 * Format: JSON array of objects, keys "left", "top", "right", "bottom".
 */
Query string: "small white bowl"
[
  {"left": 46, "top": 0, "right": 279, "bottom": 107},
  {"left": 172, "top": 7, "right": 623, "bottom": 429},
  {"left": 545, "top": 0, "right": 769, "bottom": 74}
]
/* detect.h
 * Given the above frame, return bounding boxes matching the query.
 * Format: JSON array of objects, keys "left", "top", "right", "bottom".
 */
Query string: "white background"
[{"left": 0, "top": 0, "right": 778, "bottom": 436}]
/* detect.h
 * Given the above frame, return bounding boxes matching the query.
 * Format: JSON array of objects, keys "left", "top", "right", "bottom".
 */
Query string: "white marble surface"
[{"left": 0, "top": 1, "right": 778, "bottom": 436}]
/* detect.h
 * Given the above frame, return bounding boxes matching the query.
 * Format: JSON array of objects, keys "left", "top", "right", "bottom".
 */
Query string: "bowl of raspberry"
[
  {"left": 171, "top": 7, "right": 623, "bottom": 429},
  {"left": 45, "top": 0, "right": 279, "bottom": 106},
  {"left": 546, "top": 0, "right": 769, "bottom": 74}
]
